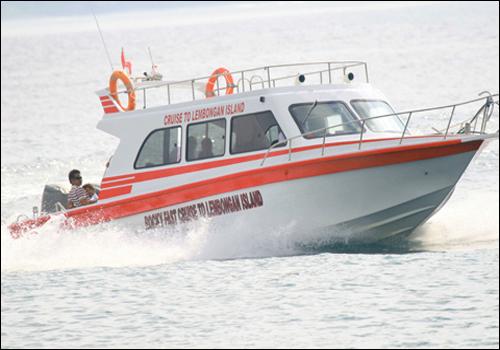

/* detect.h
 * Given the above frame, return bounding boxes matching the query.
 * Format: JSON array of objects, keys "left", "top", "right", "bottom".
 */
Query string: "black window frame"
[
  {"left": 288, "top": 100, "right": 364, "bottom": 139},
  {"left": 134, "top": 125, "right": 182, "bottom": 170},
  {"left": 186, "top": 118, "right": 227, "bottom": 162},
  {"left": 229, "top": 110, "right": 287, "bottom": 155}
]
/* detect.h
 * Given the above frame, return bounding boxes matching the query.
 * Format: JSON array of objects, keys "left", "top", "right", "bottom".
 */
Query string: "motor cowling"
[{"left": 41, "top": 184, "right": 68, "bottom": 213}]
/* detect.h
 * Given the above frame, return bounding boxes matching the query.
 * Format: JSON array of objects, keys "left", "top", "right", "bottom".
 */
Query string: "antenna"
[
  {"left": 148, "top": 47, "right": 155, "bottom": 67},
  {"left": 147, "top": 47, "right": 163, "bottom": 81},
  {"left": 90, "top": 7, "right": 114, "bottom": 72}
]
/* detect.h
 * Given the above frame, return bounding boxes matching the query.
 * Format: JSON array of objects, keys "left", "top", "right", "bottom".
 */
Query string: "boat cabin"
[{"left": 95, "top": 62, "right": 407, "bottom": 202}]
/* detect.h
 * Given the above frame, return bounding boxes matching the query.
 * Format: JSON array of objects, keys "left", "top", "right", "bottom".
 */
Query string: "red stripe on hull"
[
  {"left": 8, "top": 216, "right": 51, "bottom": 238},
  {"left": 99, "top": 185, "right": 133, "bottom": 200},
  {"left": 101, "top": 136, "right": 458, "bottom": 188},
  {"left": 101, "top": 100, "right": 115, "bottom": 107},
  {"left": 67, "top": 139, "right": 482, "bottom": 227},
  {"left": 104, "top": 107, "right": 120, "bottom": 114},
  {"left": 8, "top": 139, "right": 482, "bottom": 237}
]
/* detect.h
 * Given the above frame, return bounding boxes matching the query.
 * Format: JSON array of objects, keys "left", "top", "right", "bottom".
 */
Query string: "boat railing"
[
  {"left": 260, "top": 93, "right": 499, "bottom": 166},
  {"left": 106, "top": 61, "right": 369, "bottom": 109}
]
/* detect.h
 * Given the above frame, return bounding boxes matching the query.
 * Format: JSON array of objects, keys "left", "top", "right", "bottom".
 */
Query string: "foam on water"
[
  {"left": 409, "top": 190, "right": 499, "bottom": 251},
  {"left": 1, "top": 3, "right": 499, "bottom": 348},
  {"left": 1, "top": 217, "right": 209, "bottom": 272},
  {"left": 0, "top": 212, "right": 306, "bottom": 272},
  {"left": 2, "top": 186, "right": 498, "bottom": 272},
  {"left": 1, "top": 1, "right": 498, "bottom": 272}
]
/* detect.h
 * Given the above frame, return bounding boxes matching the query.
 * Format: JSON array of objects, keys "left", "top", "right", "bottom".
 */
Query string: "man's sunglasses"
[{"left": 72, "top": 176, "right": 82, "bottom": 180}]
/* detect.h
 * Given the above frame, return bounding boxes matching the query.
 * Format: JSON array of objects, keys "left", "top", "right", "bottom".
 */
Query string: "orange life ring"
[
  {"left": 109, "top": 70, "right": 136, "bottom": 111},
  {"left": 205, "top": 67, "right": 234, "bottom": 98}
]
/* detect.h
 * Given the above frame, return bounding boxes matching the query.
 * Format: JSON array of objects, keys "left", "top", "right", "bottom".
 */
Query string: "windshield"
[
  {"left": 289, "top": 101, "right": 362, "bottom": 139},
  {"left": 350, "top": 100, "right": 404, "bottom": 133}
]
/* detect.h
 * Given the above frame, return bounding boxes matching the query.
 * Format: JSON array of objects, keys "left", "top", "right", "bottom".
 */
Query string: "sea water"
[{"left": 1, "top": 2, "right": 498, "bottom": 348}]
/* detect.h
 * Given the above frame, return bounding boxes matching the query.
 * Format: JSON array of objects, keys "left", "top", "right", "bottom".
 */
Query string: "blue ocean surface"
[
  {"left": 2, "top": 250, "right": 499, "bottom": 349},
  {"left": 1, "top": 1, "right": 498, "bottom": 348}
]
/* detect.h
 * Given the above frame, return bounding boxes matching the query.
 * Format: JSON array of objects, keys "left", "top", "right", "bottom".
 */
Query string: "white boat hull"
[{"left": 111, "top": 149, "right": 477, "bottom": 245}]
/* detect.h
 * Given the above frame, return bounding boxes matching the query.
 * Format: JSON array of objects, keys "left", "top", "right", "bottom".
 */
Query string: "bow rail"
[{"left": 260, "top": 93, "right": 499, "bottom": 166}]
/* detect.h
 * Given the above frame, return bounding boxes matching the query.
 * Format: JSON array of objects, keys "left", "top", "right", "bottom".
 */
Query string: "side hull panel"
[{"left": 113, "top": 151, "right": 476, "bottom": 244}]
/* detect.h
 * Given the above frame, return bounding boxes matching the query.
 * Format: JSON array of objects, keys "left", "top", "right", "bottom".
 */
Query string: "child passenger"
[{"left": 82, "top": 183, "right": 99, "bottom": 204}]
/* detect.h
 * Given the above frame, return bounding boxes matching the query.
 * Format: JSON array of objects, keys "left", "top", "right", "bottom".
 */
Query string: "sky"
[
  {"left": 0, "top": 1, "right": 224, "bottom": 19},
  {"left": 1, "top": 1, "right": 441, "bottom": 21}
]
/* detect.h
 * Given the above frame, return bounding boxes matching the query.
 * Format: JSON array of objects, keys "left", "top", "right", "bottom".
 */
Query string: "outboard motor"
[{"left": 41, "top": 184, "right": 68, "bottom": 213}]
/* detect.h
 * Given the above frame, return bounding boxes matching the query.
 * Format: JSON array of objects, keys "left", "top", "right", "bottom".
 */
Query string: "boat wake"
[
  {"left": 407, "top": 189, "right": 499, "bottom": 251},
  {"left": 1, "top": 189, "right": 498, "bottom": 272}
]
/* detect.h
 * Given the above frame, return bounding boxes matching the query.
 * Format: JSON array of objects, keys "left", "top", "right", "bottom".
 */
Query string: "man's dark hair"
[{"left": 68, "top": 169, "right": 81, "bottom": 182}]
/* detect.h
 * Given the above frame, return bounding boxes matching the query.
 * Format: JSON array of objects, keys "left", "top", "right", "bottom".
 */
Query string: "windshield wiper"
[{"left": 301, "top": 100, "right": 319, "bottom": 127}]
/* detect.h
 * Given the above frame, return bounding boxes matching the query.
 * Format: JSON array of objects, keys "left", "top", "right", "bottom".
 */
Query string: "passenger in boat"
[
  {"left": 83, "top": 183, "right": 99, "bottom": 204},
  {"left": 168, "top": 143, "right": 180, "bottom": 163},
  {"left": 199, "top": 137, "right": 213, "bottom": 159},
  {"left": 187, "top": 136, "right": 198, "bottom": 160},
  {"left": 67, "top": 169, "right": 90, "bottom": 209}
]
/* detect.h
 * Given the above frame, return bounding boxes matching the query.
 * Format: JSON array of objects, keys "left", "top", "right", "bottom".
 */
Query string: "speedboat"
[{"left": 8, "top": 60, "right": 499, "bottom": 245}]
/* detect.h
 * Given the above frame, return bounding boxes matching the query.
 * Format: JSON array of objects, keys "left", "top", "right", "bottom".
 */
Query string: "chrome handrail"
[
  {"left": 101, "top": 61, "right": 369, "bottom": 107},
  {"left": 260, "top": 93, "right": 499, "bottom": 166},
  {"left": 16, "top": 214, "right": 30, "bottom": 223},
  {"left": 55, "top": 202, "right": 67, "bottom": 213}
]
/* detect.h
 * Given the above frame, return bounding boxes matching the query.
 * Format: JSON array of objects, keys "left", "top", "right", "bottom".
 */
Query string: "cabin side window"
[
  {"left": 289, "top": 101, "right": 362, "bottom": 139},
  {"left": 186, "top": 119, "right": 226, "bottom": 161},
  {"left": 135, "top": 126, "right": 182, "bottom": 169},
  {"left": 230, "top": 111, "right": 286, "bottom": 154}
]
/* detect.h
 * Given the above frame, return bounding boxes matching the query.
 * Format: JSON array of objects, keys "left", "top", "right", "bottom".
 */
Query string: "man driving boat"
[{"left": 67, "top": 169, "right": 91, "bottom": 209}]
